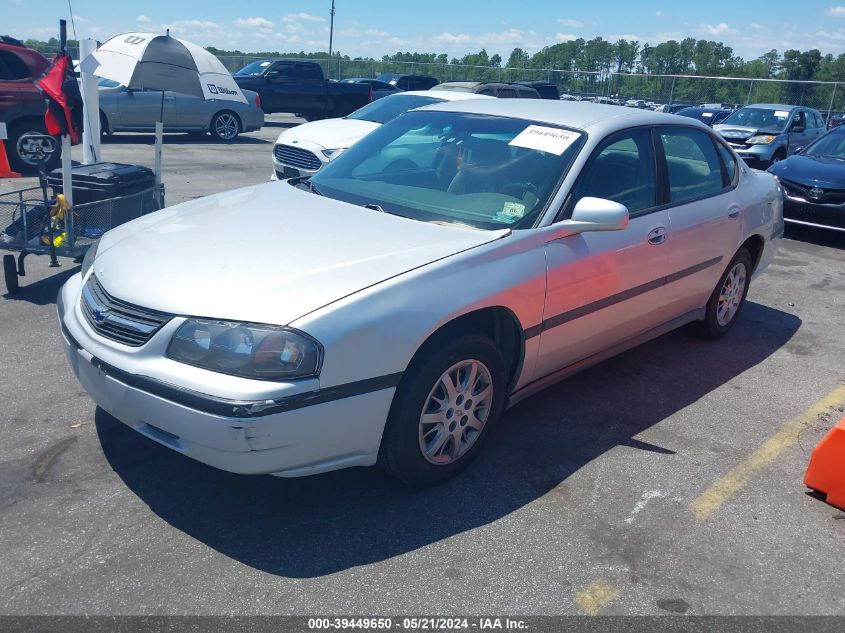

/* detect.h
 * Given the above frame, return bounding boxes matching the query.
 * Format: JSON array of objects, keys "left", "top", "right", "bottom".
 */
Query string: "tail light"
[
  {"left": 254, "top": 94, "right": 262, "bottom": 109},
  {"left": 368, "top": 87, "right": 373, "bottom": 102}
]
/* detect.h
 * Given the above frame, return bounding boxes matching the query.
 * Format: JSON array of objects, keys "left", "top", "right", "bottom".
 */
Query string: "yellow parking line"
[
  {"left": 690, "top": 383, "right": 845, "bottom": 521},
  {"left": 575, "top": 582, "right": 619, "bottom": 615}
]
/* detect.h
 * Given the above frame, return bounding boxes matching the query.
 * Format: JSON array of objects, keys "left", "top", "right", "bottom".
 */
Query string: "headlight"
[
  {"left": 321, "top": 148, "right": 347, "bottom": 159},
  {"left": 167, "top": 319, "right": 323, "bottom": 380},
  {"left": 81, "top": 240, "right": 99, "bottom": 278},
  {"left": 747, "top": 134, "right": 777, "bottom": 145}
]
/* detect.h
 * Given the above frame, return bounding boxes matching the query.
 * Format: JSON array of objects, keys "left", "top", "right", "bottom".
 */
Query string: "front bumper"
[
  {"left": 732, "top": 145, "right": 775, "bottom": 169},
  {"left": 58, "top": 273, "right": 395, "bottom": 477},
  {"left": 783, "top": 196, "right": 845, "bottom": 231}
]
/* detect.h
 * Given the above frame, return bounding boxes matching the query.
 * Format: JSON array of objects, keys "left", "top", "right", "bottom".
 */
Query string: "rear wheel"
[
  {"left": 379, "top": 334, "right": 507, "bottom": 485},
  {"left": 3, "top": 255, "right": 19, "bottom": 294},
  {"left": 210, "top": 111, "right": 240, "bottom": 141},
  {"left": 695, "top": 247, "right": 753, "bottom": 339},
  {"left": 768, "top": 150, "right": 786, "bottom": 167}
]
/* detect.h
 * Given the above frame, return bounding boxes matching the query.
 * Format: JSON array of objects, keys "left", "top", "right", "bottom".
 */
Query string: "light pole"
[{"left": 328, "top": 0, "right": 336, "bottom": 59}]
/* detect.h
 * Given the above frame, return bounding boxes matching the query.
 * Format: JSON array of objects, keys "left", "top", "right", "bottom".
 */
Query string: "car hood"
[
  {"left": 768, "top": 154, "right": 845, "bottom": 188},
  {"left": 93, "top": 183, "right": 509, "bottom": 326},
  {"left": 276, "top": 118, "right": 381, "bottom": 151},
  {"left": 714, "top": 124, "right": 780, "bottom": 139}
]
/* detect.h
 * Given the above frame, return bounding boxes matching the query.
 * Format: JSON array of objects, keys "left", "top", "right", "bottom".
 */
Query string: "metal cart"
[{"left": 0, "top": 183, "right": 164, "bottom": 293}]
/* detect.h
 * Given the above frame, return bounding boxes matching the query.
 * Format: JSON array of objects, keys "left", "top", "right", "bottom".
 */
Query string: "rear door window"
[
  {"left": 659, "top": 127, "right": 726, "bottom": 204},
  {"left": 0, "top": 51, "right": 32, "bottom": 80}
]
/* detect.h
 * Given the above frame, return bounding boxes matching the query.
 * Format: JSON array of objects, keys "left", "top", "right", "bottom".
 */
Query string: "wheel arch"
[
  {"left": 210, "top": 109, "right": 242, "bottom": 135},
  {"left": 740, "top": 233, "right": 765, "bottom": 272},
  {"left": 404, "top": 306, "right": 526, "bottom": 393}
]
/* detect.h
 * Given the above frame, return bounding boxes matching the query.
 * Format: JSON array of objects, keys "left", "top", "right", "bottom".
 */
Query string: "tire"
[
  {"left": 379, "top": 334, "right": 507, "bottom": 485},
  {"left": 6, "top": 121, "right": 60, "bottom": 174},
  {"left": 695, "top": 247, "right": 753, "bottom": 339},
  {"left": 99, "top": 111, "right": 111, "bottom": 137},
  {"left": 209, "top": 111, "right": 241, "bottom": 141},
  {"left": 3, "top": 255, "right": 19, "bottom": 294},
  {"left": 768, "top": 150, "right": 786, "bottom": 167}
]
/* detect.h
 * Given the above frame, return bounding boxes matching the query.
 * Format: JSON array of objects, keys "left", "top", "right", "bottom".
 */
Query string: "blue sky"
[{"left": 7, "top": 0, "right": 845, "bottom": 60}]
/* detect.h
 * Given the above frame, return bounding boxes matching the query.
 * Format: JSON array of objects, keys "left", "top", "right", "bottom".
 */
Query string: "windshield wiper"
[{"left": 363, "top": 203, "right": 385, "bottom": 212}]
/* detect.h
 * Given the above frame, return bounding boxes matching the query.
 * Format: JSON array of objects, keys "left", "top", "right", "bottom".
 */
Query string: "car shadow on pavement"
[
  {"left": 100, "top": 134, "right": 270, "bottom": 146},
  {"left": 95, "top": 301, "right": 800, "bottom": 579},
  {"left": 2, "top": 264, "right": 79, "bottom": 305}
]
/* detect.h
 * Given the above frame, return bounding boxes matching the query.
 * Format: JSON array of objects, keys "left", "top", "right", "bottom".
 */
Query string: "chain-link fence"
[{"left": 215, "top": 55, "right": 844, "bottom": 116}]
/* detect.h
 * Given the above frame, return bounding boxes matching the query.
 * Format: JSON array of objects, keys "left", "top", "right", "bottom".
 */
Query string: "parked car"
[
  {"left": 97, "top": 79, "right": 264, "bottom": 141},
  {"left": 625, "top": 99, "right": 648, "bottom": 108},
  {"left": 233, "top": 59, "right": 371, "bottom": 121},
  {"left": 0, "top": 35, "right": 60, "bottom": 173},
  {"left": 59, "top": 100, "right": 781, "bottom": 485},
  {"left": 658, "top": 103, "right": 694, "bottom": 114},
  {"left": 768, "top": 125, "right": 845, "bottom": 231},
  {"left": 675, "top": 107, "right": 733, "bottom": 127},
  {"left": 559, "top": 93, "right": 578, "bottom": 101},
  {"left": 826, "top": 112, "right": 845, "bottom": 130},
  {"left": 714, "top": 104, "right": 826, "bottom": 169},
  {"left": 513, "top": 81, "right": 560, "bottom": 100},
  {"left": 375, "top": 73, "right": 439, "bottom": 91},
  {"left": 340, "top": 78, "right": 401, "bottom": 100},
  {"left": 431, "top": 82, "right": 540, "bottom": 98},
  {"left": 270, "top": 90, "right": 493, "bottom": 179}
]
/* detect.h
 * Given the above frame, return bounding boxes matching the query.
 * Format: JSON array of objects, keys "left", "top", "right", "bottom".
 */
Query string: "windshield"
[
  {"left": 235, "top": 60, "right": 272, "bottom": 76},
  {"left": 97, "top": 78, "right": 120, "bottom": 88},
  {"left": 803, "top": 129, "right": 845, "bottom": 159},
  {"left": 347, "top": 95, "right": 444, "bottom": 124},
  {"left": 677, "top": 108, "right": 717, "bottom": 122},
  {"left": 309, "top": 110, "right": 584, "bottom": 230},
  {"left": 721, "top": 107, "right": 790, "bottom": 132}
]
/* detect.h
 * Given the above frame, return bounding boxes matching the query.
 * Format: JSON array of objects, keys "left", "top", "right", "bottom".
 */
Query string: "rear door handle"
[
  {"left": 728, "top": 206, "right": 741, "bottom": 219},
  {"left": 647, "top": 226, "right": 668, "bottom": 245}
]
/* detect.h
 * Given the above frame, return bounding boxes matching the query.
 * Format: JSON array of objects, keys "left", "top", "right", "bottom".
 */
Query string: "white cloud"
[
  {"left": 136, "top": 15, "right": 152, "bottom": 24},
  {"left": 365, "top": 28, "right": 389, "bottom": 38},
  {"left": 700, "top": 22, "right": 738, "bottom": 36},
  {"left": 235, "top": 17, "right": 275, "bottom": 28},
  {"left": 827, "top": 6, "right": 845, "bottom": 17},
  {"left": 434, "top": 32, "right": 473, "bottom": 45},
  {"left": 558, "top": 19, "right": 584, "bottom": 28},
  {"left": 656, "top": 10, "right": 664, "bottom": 16},
  {"left": 555, "top": 33, "right": 578, "bottom": 42},
  {"left": 72, "top": 15, "right": 91, "bottom": 23},
  {"left": 283, "top": 12, "right": 326, "bottom": 23},
  {"left": 751, "top": 22, "right": 762, "bottom": 29}
]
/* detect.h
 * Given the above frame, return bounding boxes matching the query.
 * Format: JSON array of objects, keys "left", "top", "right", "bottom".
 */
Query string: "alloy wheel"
[
  {"left": 214, "top": 113, "right": 239, "bottom": 140},
  {"left": 418, "top": 358, "right": 494, "bottom": 465},
  {"left": 716, "top": 262, "right": 747, "bottom": 327}
]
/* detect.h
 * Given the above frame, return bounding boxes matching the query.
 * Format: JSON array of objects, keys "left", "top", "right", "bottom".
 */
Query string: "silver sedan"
[
  {"left": 58, "top": 100, "right": 782, "bottom": 485},
  {"left": 97, "top": 79, "right": 264, "bottom": 141}
]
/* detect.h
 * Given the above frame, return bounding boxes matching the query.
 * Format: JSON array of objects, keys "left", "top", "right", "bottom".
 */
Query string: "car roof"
[
  {"left": 742, "top": 103, "right": 803, "bottom": 111},
  {"left": 418, "top": 99, "right": 710, "bottom": 133},
  {"left": 435, "top": 81, "right": 482, "bottom": 88},
  {"left": 398, "top": 90, "right": 494, "bottom": 102}
]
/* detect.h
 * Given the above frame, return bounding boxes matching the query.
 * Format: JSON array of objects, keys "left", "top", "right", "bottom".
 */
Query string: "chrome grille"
[
  {"left": 781, "top": 178, "right": 845, "bottom": 205},
  {"left": 273, "top": 144, "right": 322, "bottom": 171},
  {"left": 81, "top": 275, "right": 173, "bottom": 347}
]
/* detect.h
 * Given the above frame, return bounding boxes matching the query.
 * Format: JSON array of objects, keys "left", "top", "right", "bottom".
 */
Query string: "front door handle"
[
  {"left": 728, "top": 206, "right": 741, "bottom": 219},
  {"left": 647, "top": 226, "right": 668, "bottom": 245}
]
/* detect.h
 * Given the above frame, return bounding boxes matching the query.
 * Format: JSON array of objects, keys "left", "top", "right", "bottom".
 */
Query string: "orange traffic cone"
[
  {"left": 804, "top": 416, "right": 845, "bottom": 511},
  {"left": 0, "top": 139, "right": 21, "bottom": 178}
]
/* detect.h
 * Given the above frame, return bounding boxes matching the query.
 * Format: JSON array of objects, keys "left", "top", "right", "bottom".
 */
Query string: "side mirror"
[
  {"left": 794, "top": 147, "right": 802, "bottom": 154},
  {"left": 545, "top": 197, "right": 630, "bottom": 240}
]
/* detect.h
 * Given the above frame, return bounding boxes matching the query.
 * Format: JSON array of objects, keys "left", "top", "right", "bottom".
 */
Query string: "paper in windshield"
[{"left": 509, "top": 125, "right": 580, "bottom": 155}]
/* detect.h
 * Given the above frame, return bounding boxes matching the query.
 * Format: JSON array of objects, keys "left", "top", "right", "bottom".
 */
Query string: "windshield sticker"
[
  {"left": 701, "top": 112, "right": 713, "bottom": 117},
  {"left": 775, "top": 110, "right": 790, "bottom": 118},
  {"left": 260, "top": 61, "right": 271, "bottom": 67},
  {"left": 509, "top": 125, "right": 580, "bottom": 155},
  {"left": 495, "top": 202, "right": 526, "bottom": 223}
]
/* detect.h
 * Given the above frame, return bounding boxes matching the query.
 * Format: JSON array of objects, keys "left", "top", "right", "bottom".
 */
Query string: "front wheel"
[
  {"left": 379, "top": 334, "right": 507, "bottom": 485},
  {"left": 3, "top": 255, "right": 19, "bottom": 294},
  {"left": 210, "top": 111, "right": 240, "bottom": 141},
  {"left": 695, "top": 247, "right": 753, "bottom": 339}
]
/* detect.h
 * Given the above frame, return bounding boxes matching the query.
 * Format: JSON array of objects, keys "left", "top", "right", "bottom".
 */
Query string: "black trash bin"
[{"left": 47, "top": 162, "right": 156, "bottom": 205}]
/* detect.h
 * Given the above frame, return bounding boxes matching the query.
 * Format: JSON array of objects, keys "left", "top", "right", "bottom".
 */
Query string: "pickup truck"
[{"left": 233, "top": 60, "right": 372, "bottom": 121}]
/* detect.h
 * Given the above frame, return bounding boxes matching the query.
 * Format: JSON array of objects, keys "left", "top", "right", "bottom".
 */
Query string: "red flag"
[{"left": 36, "top": 54, "right": 84, "bottom": 145}]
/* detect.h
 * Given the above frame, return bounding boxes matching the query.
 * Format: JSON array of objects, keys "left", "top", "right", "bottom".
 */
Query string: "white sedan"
[
  {"left": 58, "top": 100, "right": 783, "bottom": 485},
  {"left": 270, "top": 90, "right": 492, "bottom": 179}
]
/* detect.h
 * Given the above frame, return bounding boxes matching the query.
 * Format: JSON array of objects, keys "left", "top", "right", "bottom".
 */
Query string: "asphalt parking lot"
[{"left": 1, "top": 117, "right": 844, "bottom": 616}]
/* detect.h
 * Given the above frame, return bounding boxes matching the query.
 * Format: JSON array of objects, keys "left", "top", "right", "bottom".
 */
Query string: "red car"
[{"left": 0, "top": 35, "right": 60, "bottom": 173}]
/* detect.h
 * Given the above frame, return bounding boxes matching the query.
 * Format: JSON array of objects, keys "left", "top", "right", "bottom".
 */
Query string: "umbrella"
[{"left": 79, "top": 32, "right": 247, "bottom": 187}]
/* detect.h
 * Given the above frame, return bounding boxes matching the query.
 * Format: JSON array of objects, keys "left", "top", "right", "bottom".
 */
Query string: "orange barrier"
[
  {"left": 0, "top": 139, "right": 21, "bottom": 178},
  {"left": 804, "top": 416, "right": 845, "bottom": 511}
]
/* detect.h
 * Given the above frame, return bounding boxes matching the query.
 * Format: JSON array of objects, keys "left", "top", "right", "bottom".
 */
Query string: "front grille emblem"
[
  {"left": 808, "top": 187, "right": 824, "bottom": 200},
  {"left": 93, "top": 308, "right": 110, "bottom": 323}
]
